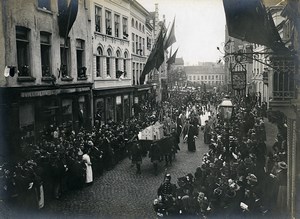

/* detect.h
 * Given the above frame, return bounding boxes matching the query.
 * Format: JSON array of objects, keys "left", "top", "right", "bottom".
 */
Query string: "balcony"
[
  {"left": 269, "top": 56, "right": 297, "bottom": 115},
  {"left": 271, "top": 56, "right": 296, "bottom": 100}
]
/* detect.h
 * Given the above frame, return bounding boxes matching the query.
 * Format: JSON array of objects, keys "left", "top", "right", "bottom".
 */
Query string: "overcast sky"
[{"left": 137, "top": 0, "right": 226, "bottom": 66}]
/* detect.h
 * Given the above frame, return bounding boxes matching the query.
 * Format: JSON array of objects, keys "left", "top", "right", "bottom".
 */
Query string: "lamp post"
[{"left": 218, "top": 96, "right": 234, "bottom": 163}]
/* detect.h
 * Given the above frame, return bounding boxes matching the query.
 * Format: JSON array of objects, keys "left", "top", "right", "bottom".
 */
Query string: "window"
[
  {"left": 189, "top": 76, "right": 192, "bottom": 80},
  {"left": 142, "top": 38, "right": 145, "bottom": 55},
  {"left": 139, "top": 63, "right": 142, "bottom": 84},
  {"left": 131, "top": 18, "right": 134, "bottom": 27},
  {"left": 193, "top": 75, "right": 196, "bottom": 80},
  {"left": 132, "top": 33, "right": 135, "bottom": 53},
  {"left": 16, "top": 26, "right": 30, "bottom": 77},
  {"left": 106, "top": 49, "right": 111, "bottom": 77},
  {"left": 116, "top": 50, "right": 121, "bottom": 78},
  {"left": 208, "top": 75, "right": 210, "bottom": 80},
  {"left": 38, "top": 0, "right": 51, "bottom": 11},
  {"left": 147, "top": 37, "right": 151, "bottom": 50},
  {"left": 201, "top": 75, "right": 203, "bottom": 80},
  {"left": 142, "top": 25, "right": 144, "bottom": 33},
  {"left": 135, "top": 21, "right": 138, "bottom": 28},
  {"left": 139, "top": 23, "right": 141, "bottom": 31},
  {"left": 40, "top": 31, "right": 51, "bottom": 77},
  {"left": 132, "top": 62, "right": 135, "bottom": 85},
  {"left": 124, "top": 52, "right": 128, "bottom": 77},
  {"left": 139, "top": 37, "right": 142, "bottom": 55},
  {"left": 105, "top": 10, "right": 112, "bottom": 35},
  {"left": 136, "top": 35, "right": 138, "bottom": 54},
  {"left": 76, "top": 39, "right": 86, "bottom": 78},
  {"left": 114, "top": 14, "right": 120, "bottom": 37},
  {"left": 122, "top": 17, "right": 128, "bottom": 39},
  {"left": 212, "top": 75, "right": 214, "bottom": 80},
  {"left": 216, "top": 75, "right": 218, "bottom": 79},
  {"left": 95, "top": 6, "right": 102, "bottom": 32},
  {"left": 197, "top": 76, "right": 200, "bottom": 80},
  {"left": 205, "top": 75, "right": 207, "bottom": 80},
  {"left": 96, "top": 47, "right": 103, "bottom": 77},
  {"left": 60, "top": 38, "right": 70, "bottom": 77}
]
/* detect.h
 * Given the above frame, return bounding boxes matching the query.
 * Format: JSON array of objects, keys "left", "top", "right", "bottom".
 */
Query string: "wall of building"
[
  {"left": 91, "top": 0, "right": 131, "bottom": 89},
  {"left": 3, "top": 0, "right": 92, "bottom": 87}
]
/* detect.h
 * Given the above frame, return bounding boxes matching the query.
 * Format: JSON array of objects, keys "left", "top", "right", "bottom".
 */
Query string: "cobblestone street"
[{"left": 38, "top": 129, "right": 208, "bottom": 219}]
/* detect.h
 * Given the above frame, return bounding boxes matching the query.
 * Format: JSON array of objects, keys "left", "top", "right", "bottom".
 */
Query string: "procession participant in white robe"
[{"left": 82, "top": 151, "right": 93, "bottom": 184}]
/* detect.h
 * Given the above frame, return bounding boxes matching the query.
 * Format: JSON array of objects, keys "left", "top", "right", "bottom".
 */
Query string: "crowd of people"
[
  {"left": 154, "top": 93, "right": 289, "bottom": 218},
  {"left": 0, "top": 98, "right": 164, "bottom": 209},
  {"left": 0, "top": 89, "right": 288, "bottom": 218}
]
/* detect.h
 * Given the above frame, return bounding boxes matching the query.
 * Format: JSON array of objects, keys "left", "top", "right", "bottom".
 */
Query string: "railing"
[{"left": 271, "top": 56, "right": 296, "bottom": 100}]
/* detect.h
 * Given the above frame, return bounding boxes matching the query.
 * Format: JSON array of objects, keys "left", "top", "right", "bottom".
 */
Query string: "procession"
[
  {"left": 0, "top": 89, "right": 289, "bottom": 219},
  {"left": 1, "top": 0, "right": 299, "bottom": 218}
]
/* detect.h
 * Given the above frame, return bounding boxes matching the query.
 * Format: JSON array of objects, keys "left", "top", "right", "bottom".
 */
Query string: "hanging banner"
[{"left": 231, "top": 70, "right": 246, "bottom": 90}]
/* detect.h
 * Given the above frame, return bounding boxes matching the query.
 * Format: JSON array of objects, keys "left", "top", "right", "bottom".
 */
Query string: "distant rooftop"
[{"left": 175, "top": 58, "right": 184, "bottom": 65}]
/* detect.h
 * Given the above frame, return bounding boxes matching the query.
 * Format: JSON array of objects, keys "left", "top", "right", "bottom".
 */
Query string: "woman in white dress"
[{"left": 82, "top": 151, "right": 93, "bottom": 184}]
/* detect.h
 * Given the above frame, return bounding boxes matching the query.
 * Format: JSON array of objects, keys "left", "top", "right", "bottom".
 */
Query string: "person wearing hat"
[
  {"left": 157, "top": 173, "right": 177, "bottom": 207},
  {"left": 276, "top": 161, "right": 287, "bottom": 214},
  {"left": 203, "top": 120, "right": 211, "bottom": 144},
  {"left": 186, "top": 120, "right": 198, "bottom": 152}
]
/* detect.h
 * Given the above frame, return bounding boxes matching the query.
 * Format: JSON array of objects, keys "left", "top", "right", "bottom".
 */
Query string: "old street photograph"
[{"left": 0, "top": 0, "right": 299, "bottom": 218}]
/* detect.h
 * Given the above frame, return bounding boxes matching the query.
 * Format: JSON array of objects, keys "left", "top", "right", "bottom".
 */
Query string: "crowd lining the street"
[
  {"left": 154, "top": 92, "right": 288, "bottom": 218},
  {"left": 0, "top": 90, "right": 288, "bottom": 219}
]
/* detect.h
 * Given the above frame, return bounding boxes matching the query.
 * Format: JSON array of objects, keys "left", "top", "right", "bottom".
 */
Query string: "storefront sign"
[
  {"left": 20, "top": 87, "right": 90, "bottom": 98},
  {"left": 231, "top": 70, "right": 246, "bottom": 90}
]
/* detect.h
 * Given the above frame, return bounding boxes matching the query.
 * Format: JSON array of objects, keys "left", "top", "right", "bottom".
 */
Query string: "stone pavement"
[
  {"left": 2, "top": 119, "right": 209, "bottom": 219},
  {"left": 0, "top": 115, "right": 279, "bottom": 219}
]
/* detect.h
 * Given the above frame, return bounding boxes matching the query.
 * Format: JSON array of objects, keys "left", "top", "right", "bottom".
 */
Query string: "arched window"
[
  {"left": 116, "top": 50, "right": 121, "bottom": 78},
  {"left": 139, "top": 23, "right": 141, "bottom": 31},
  {"left": 106, "top": 48, "right": 112, "bottom": 77},
  {"left": 135, "top": 21, "right": 138, "bottom": 28},
  {"left": 142, "top": 25, "right": 144, "bottom": 33},
  {"left": 124, "top": 51, "right": 128, "bottom": 77},
  {"left": 131, "top": 18, "right": 134, "bottom": 27},
  {"left": 96, "top": 46, "right": 103, "bottom": 77}
]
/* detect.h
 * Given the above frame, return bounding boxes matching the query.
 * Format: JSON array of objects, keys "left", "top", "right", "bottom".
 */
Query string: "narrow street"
[{"left": 41, "top": 125, "right": 209, "bottom": 218}]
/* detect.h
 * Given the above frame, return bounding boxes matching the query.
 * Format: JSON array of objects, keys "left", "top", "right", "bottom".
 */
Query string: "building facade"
[
  {"left": 0, "top": 0, "right": 93, "bottom": 158},
  {"left": 185, "top": 63, "right": 226, "bottom": 89},
  {"left": 90, "top": 0, "right": 133, "bottom": 124}
]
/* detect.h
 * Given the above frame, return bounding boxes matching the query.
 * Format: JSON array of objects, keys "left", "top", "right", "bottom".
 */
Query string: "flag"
[
  {"left": 164, "top": 17, "right": 176, "bottom": 50},
  {"left": 223, "top": 0, "right": 288, "bottom": 53},
  {"left": 167, "top": 48, "right": 179, "bottom": 65},
  {"left": 140, "top": 29, "right": 165, "bottom": 84},
  {"left": 167, "top": 48, "right": 179, "bottom": 70},
  {"left": 154, "top": 29, "right": 165, "bottom": 69},
  {"left": 58, "top": 0, "right": 79, "bottom": 38}
]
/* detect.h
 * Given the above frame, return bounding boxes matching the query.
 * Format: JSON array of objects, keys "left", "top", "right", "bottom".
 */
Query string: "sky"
[{"left": 137, "top": 0, "right": 226, "bottom": 66}]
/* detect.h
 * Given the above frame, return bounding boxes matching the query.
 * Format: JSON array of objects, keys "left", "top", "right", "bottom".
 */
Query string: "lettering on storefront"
[{"left": 20, "top": 87, "right": 91, "bottom": 98}]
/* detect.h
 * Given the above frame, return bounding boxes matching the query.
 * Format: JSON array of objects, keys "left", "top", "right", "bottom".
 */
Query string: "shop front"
[
  {"left": 0, "top": 84, "right": 92, "bottom": 159},
  {"left": 93, "top": 86, "right": 134, "bottom": 124}
]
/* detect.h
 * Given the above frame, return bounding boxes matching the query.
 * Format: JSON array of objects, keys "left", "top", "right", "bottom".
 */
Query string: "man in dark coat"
[
  {"left": 157, "top": 174, "right": 177, "bottom": 204},
  {"left": 131, "top": 140, "right": 142, "bottom": 174},
  {"left": 203, "top": 120, "right": 211, "bottom": 144},
  {"left": 185, "top": 121, "right": 197, "bottom": 152}
]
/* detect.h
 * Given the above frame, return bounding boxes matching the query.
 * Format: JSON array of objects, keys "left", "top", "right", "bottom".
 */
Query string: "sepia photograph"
[{"left": 0, "top": 0, "right": 299, "bottom": 218}]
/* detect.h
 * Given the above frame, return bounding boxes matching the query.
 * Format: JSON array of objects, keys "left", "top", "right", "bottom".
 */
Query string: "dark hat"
[
  {"left": 213, "top": 188, "right": 222, "bottom": 196},
  {"left": 278, "top": 161, "right": 287, "bottom": 170}
]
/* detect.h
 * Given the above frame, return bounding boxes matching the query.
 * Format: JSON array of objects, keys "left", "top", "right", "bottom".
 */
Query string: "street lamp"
[
  {"left": 218, "top": 96, "right": 234, "bottom": 163},
  {"left": 219, "top": 96, "right": 234, "bottom": 121}
]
